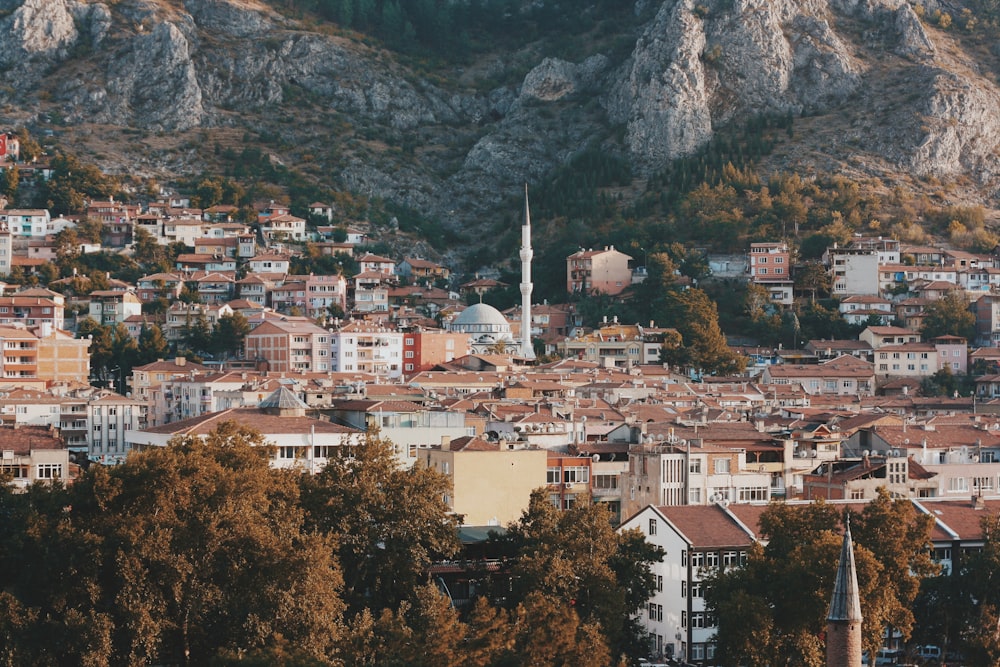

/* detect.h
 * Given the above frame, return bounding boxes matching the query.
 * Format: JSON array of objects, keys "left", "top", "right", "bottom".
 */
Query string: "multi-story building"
[
  {"left": 245, "top": 318, "right": 331, "bottom": 373},
  {"left": 329, "top": 320, "right": 403, "bottom": 378},
  {"left": 0, "top": 296, "right": 64, "bottom": 330},
  {"left": 260, "top": 214, "right": 306, "bottom": 242},
  {"left": 36, "top": 327, "right": 91, "bottom": 384},
  {"left": 619, "top": 504, "right": 755, "bottom": 664},
  {"left": 872, "top": 343, "right": 938, "bottom": 378},
  {"left": 748, "top": 242, "right": 793, "bottom": 304},
  {"left": 421, "top": 435, "right": 547, "bottom": 526},
  {"left": 396, "top": 257, "right": 450, "bottom": 283},
  {"left": 829, "top": 249, "right": 880, "bottom": 297},
  {"left": 401, "top": 329, "right": 469, "bottom": 374},
  {"left": 0, "top": 209, "right": 50, "bottom": 237},
  {"left": 0, "top": 222, "right": 11, "bottom": 276},
  {"left": 0, "top": 326, "right": 40, "bottom": 385},
  {"left": 128, "top": 357, "right": 210, "bottom": 426},
  {"left": 558, "top": 321, "right": 673, "bottom": 368},
  {"left": 247, "top": 253, "right": 291, "bottom": 274},
  {"left": 88, "top": 290, "right": 143, "bottom": 326},
  {"left": 163, "top": 302, "right": 234, "bottom": 344},
  {"left": 566, "top": 246, "right": 633, "bottom": 295},
  {"left": 352, "top": 271, "right": 391, "bottom": 314},
  {"left": 303, "top": 274, "right": 347, "bottom": 318},
  {"left": 88, "top": 392, "right": 148, "bottom": 465},
  {"left": 356, "top": 253, "right": 396, "bottom": 275},
  {"left": 759, "top": 355, "right": 876, "bottom": 396}
]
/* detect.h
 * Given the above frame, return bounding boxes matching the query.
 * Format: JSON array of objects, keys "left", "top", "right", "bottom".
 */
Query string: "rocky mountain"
[{"left": 1, "top": 0, "right": 1000, "bottom": 252}]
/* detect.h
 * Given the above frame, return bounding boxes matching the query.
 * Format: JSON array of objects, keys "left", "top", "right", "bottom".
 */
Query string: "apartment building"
[
  {"left": 245, "top": 318, "right": 331, "bottom": 373},
  {"left": 329, "top": 320, "right": 403, "bottom": 378},
  {"left": 748, "top": 242, "right": 793, "bottom": 304},
  {"left": 566, "top": 246, "right": 633, "bottom": 295}
]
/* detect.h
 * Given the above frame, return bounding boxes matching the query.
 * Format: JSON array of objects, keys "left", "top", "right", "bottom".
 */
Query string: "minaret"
[
  {"left": 519, "top": 184, "right": 535, "bottom": 360},
  {"left": 827, "top": 515, "right": 863, "bottom": 667}
]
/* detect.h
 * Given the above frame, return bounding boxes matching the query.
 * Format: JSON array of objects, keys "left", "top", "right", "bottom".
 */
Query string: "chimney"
[
  {"left": 441, "top": 435, "right": 452, "bottom": 451},
  {"left": 176, "top": 356, "right": 186, "bottom": 367}
]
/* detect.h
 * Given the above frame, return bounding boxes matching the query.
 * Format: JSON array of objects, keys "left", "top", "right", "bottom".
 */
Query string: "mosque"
[{"left": 449, "top": 187, "right": 536, "bottom": 360}]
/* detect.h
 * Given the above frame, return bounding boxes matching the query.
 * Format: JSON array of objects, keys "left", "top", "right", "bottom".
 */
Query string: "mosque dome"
[{"left": 452, "top": 303, "right": 511, "bottom": 330}]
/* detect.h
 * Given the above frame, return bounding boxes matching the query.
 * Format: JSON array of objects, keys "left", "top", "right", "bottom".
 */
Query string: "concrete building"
[
  {"left": 401, "top": 329, "right": 469, "bottom": 374},
  {"left": 329, "top": 320, "right": 403, "bottom": 378},
  {"left": 829, "top": 249, "right": 880, "bottom": 297},
  {"left": 126, "top": 387, "right": 362, "bottom": 473},
  {"left": 0, "top": 425, "right": 70, "bottom": 489},
  {"left": 88, "top": 290, "right": 143, "bottom": 326},
  {"left": 566, "top": 246, "right": 633, "bottom": 295},
  {"left": 245, "top": 318, "right": 331, "bottom": 373},
  {"left": 421, "top": 434, "right": 547, "bottom": 526},
  {"left": 619, "top": 504, "right": 755, "bottom": 663},
  {"left": 748, "top": 242, "right": 793, "bottom": 305}
]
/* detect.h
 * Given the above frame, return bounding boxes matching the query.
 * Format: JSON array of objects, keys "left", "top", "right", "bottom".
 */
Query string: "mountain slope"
[{"left": 2, "top": 0, "right": 1000, "bottom": 255}]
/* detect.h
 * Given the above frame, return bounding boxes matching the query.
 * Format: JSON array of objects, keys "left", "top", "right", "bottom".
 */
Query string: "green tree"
[
  {"left": 794, "top": 261, "right": 830, "bottom": 301},
  {"left": 920, "top": 291, "right": 976, "bottom": 341},
  {"left": 181, "top": 312, "right": 213, "bottom": 356},
  {"left": 299, "top": 429, "right": 461, "bottom": 616},
  {"left": 0, "top": 165, "right": 19, "bottom": 200},
  {"left": 211, "top": 312, "right": 251, "bottom": 360},
  {"left": 137, "top": 323, "right": 170, "bottom": 365}
]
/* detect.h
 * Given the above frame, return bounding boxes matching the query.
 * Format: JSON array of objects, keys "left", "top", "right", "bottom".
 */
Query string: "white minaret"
[{"left": 519, "top": 184, "right": 535, "bottom": 360}]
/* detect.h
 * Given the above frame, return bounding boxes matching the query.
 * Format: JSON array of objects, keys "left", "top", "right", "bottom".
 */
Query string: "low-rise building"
[{"left": 566, "top": 246, "right": 633, "bottom": 295}]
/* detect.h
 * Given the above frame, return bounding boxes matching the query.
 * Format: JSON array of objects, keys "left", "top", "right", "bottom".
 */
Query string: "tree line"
[{"left": 0, "top": 424, "right": 663, "bottom": 666}]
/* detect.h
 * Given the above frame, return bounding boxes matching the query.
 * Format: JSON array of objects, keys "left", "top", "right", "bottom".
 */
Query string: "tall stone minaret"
[
  {"left": 519, "top": 184, "right": 535, "bottom": 360},
  {"left": 827, "top": 515, "right": 863, "bottom": 667}
]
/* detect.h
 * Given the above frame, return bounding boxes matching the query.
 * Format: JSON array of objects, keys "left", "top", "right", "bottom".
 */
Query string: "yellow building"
[
  {"left": 36, "top": 328, "right": 91, "bottom": 384},
  {"left": 421, "top": 435, "right": 548, "bottom": 527}
]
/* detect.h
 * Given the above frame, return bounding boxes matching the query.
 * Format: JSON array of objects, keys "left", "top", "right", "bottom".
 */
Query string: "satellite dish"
[
  {"left": 810, "top": 450, "right": 818, "bottom": 458},
  {"left": 592, "top": 454, "right": 600, "bottom": 462}
]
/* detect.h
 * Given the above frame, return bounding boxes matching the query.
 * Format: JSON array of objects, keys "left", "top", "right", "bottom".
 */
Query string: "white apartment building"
[
  {"left": 89, "top": 393, "right": 147, "bottom": 464},
  {"left": 329, "top": 321, "right": 403, "bottom": 378},
  {"left": 619, "top": 504, "right": 755, "bottom": 664},
  {"left": 0, "top": 209, "right": 50, "bottom": 237},
  {"left": 830, "top": 250, "right": 880, "bottom": 297}
]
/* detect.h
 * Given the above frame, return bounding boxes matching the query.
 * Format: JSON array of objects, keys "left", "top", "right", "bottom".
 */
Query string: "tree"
[
  {"left": 794, "top": 261, "right": 830, "bottom": 301},
  {"left": 0, "top": 165, "right": 19, "bottom": 200},
  {"left": 136, "top": 323, "right": 170, "bottom": 365},
  {"left": 0, "top": 422, "right": 346, "bottom": 665},
  {"left": 299, "top": 429, "right": 461, "bottom": 616},
  {"left": 491, "top": 491, "right": 663, "bottom": 662},
  {"left": 181, "top": 312, "right": 212, "bottom": 357},
  {"left": 920, "top": 291, "right": 976, "bottom": 341},
  {"left": 212, "top": 312, "right": 251, "bottom": 360},
  {"left": 663, "top": 288, "right": 746, "bottom": 376},
  {"left": 705, "top": 492, "right": 936, "bottom": 666}
]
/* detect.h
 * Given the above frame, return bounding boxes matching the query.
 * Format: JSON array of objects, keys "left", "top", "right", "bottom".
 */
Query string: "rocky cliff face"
[{"left": 0, "top": 0, "right": 999, "bottom": 235}]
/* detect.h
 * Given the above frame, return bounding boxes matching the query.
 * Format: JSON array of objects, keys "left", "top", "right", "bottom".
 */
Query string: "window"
[
  {"left": 681, "top": 580, "right": 687, "bottom": 597},
  {"left": 948, "top": 477, "right": 969, "bottom": 493},
  {"left": 648, "top": 603, "right": 657, "bottom": 620},
  {"left": 690, "top": 552, "right": 704, "bottom": 568},
  {"left": 37, "top": 464, "right": 62, "bottom": 479},
  {"left": 546, "top": 467, "right": 561, "bottom": 484},
  {"left": 691, "top": 581, "right": 703, "bottom": 598},
  {"left": 563, "top": 466, "right": 589, "bottom": 484},
  {"left": 594, "top": 474, "right": 618, "bottom": 489},
  {"left": 738, "top": 486, "right": 768, "bottom": 502},
  {"left": 278, "top": 446, "right": 297, "bottom": 459},
  {"left": 705, "top": 551, "right": 719, "bottom": 569},
  {"left": 681, "top": 550, "right": 688, "bottom": 567},
  {"left": 688, "top": 488, "right": 701, "bottom": 503},
  {"left": 722, "top": 551, "right": 739, "bottom": 568},
  {"left": 689, "top": 458, "right": 701, "bottom": 474},
  {"left": 648, "top": 518, "right": 657, "bottom": 535},
  {"left": 681, "top": 611, "right": 687, "bottom": 628},
  {"left": 691, "top": 612, "right": 707, "bottom": 628},
  {"left": 657, "top": 575, "right": 663, "bottom": 592},
  {"left": 713, "top": 458, "right": 730, "bottom": 474},
  {"left": 313, "top": 445, "right": 337, "bottom": 458},
  {"left": 973, "top": 476, "right": 994, "bottom": 491}
]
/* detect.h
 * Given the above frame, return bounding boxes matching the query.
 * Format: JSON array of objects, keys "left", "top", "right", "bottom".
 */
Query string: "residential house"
[
  {"left": 126, "top": 387, "right": 362, "bottom": 473},
  {"left": 566, "top": 246, "right": 633, "bottom": 295},
  {"left": 0, "top": 425, "right": 71, "bottom": 489},
  {"left": 88, "top": 290, "right": 142, "bottom": 326},
  {"left": 760, "top": 355, "right": 876, "bottom": 396},
  {"left": 748, "top": 242, "right": 794, "bottom": 304},
  {"left": 401, "top": 328, "right": 470, "bottom": 375},
  {"left": 260, "top": 214, "right": 306, "bottom": 243},
  {"left": 247, "top": 253, "right": 291, "bottom": 274},
  {"left": 396, "top": 257, "right": 450, "bottom": 283},
  {"left": 558, "top": 321, "right": 676, "bottom": 368},
  {"left": 859, "top": 326, "right": 921, "bottom": 349},
  {"left": 357, "top": 253, "right": 396, "bottom": 275},
  {"left": 838, "top": 295, "right": 893, "bottom": 325},
  {"left": 872, "top": 343, "right": 938, "bottom": 379},
  {"left": 829, "top": 248, "right": 880, "bottom": 297}
]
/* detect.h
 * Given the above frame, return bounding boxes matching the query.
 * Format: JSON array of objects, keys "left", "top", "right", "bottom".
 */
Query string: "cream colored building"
[
  {"left": 421, "top": 435, "right": 548, "bottom": 526},
  {"left": 36, "top": 327, "right": 91, "bottom": 384}
]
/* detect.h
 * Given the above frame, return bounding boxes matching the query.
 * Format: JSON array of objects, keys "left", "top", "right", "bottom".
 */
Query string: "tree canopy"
[
  {"left": 704, "top": 491, "right": 936, "bottom": 667},
  {"left": 920, "top": 291, "right": 977, "bottom": 342}
]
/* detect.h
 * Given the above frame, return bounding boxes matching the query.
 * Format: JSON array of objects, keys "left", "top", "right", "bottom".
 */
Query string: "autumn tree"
[
  {"left": 662, "top": 288, "right": 746, "bottom": 376},
  {"left": 491, "top": 490, "right": 663, "bottom": 663},
  {"left": 705, "top": 492, "right": 935, "bottom": 667},
  {"left": 299, "top": 429, "right": 461, "bottom": 616},
  {"left": 920, "top": 291, "right": 976, "bottom": 341},
  {"left": 0, "top": 423, "right": 346, "bottom": 665}
]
